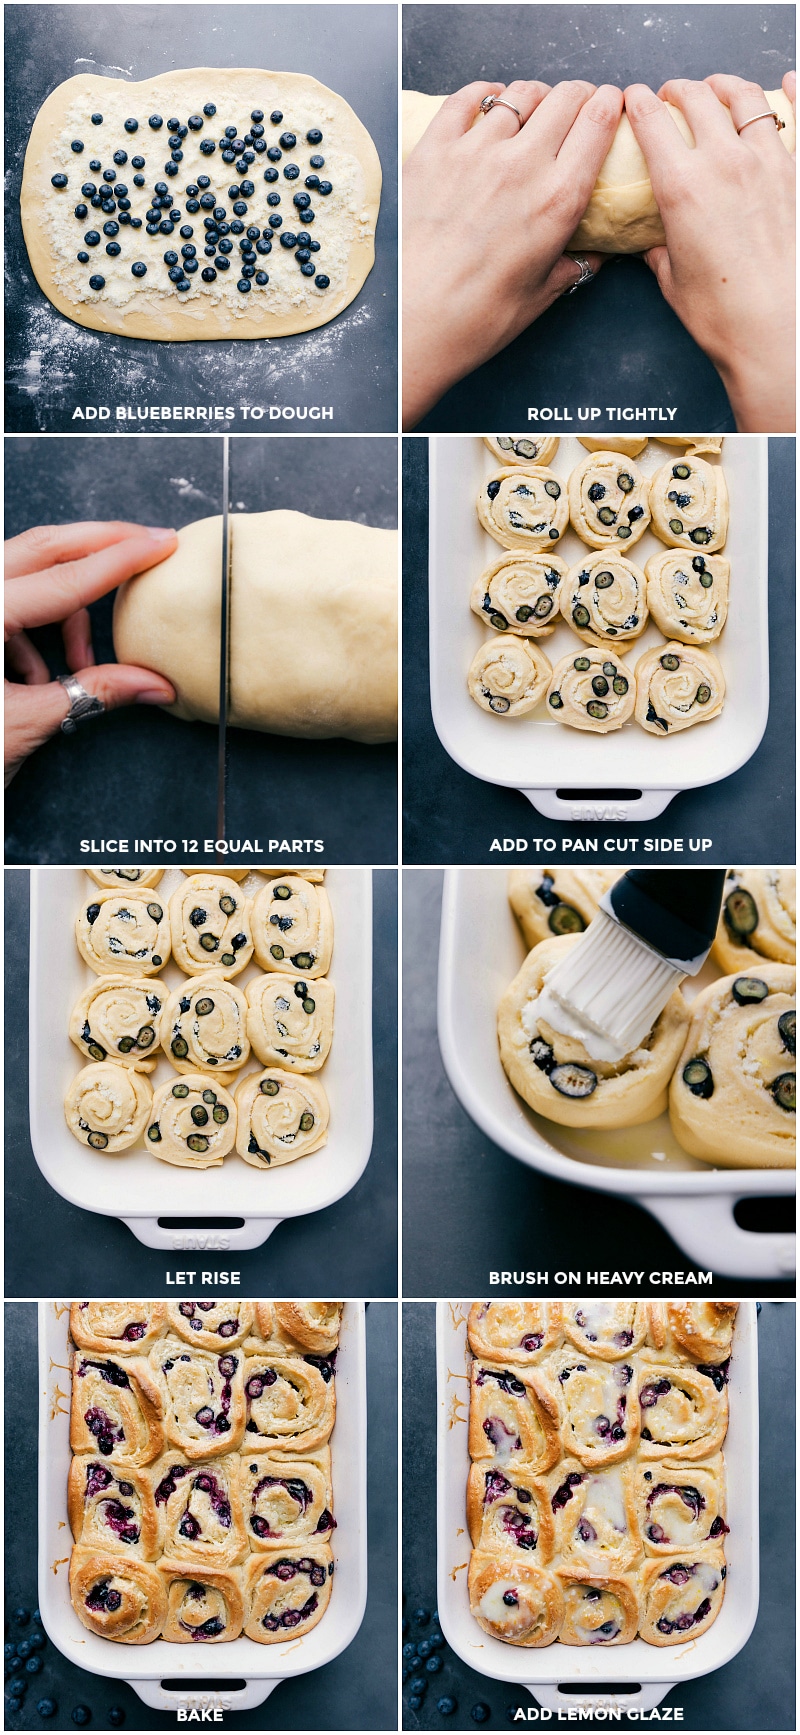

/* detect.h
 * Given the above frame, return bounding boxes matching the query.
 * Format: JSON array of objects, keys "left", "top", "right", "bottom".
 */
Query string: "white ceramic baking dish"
[
  {"left": 428, "top": 435, "right": 769, "bottom": 821},
  {"left": 436, "top": 1300, "right": 758, "bottom": 1714},
  {"left": 37, "top": 1300, "right": 367, "bottom": 1713},
  {"left": 437, "top": 869, "right": 795, "bottom": 1279},
  {"left": 29, "top": 868, "right": 373, "bottom": 1250}
]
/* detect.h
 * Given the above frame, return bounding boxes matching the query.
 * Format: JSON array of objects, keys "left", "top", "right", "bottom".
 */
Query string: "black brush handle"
[{"left": 608, "top": 870, "right": 727, "bottom": 965}]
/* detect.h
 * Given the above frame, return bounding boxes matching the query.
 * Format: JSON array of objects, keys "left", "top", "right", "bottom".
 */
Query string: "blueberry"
[
  {"left": 4, "top": 1645, "right": 15, "bottom": 1661},
  {"left": 505, "top": 1708, "right": 523, "bottom": 1725},
  {"left": 16, "top": 1642, "right": 31, "bottom": 1660},
  {"left": 409, "top": 1697, "right": 423, "bottom": 1712},
  {"left": 426, "top": 1656, "right": 443, "bottom": 1673},
  {"left": 32, "top": 1614, "right": 43, "bottom": 1627},
  {"left": 409, "top": 1676, "right": 426, "bottom": 1695},
  {"left": 27, "top": 1635, "right": 44, "bottom": 1653},
  {"left": 314, "top": 273, "right": 330, "bottom": 289},
  {"left": 414, "top": 1608, "right": 430, "bottom": 1625},
  {"left": 471, "top": 1707, "right": 490, "bottom": 1724},
  {"left": 108, "top": 1709, "right": 125, "bottom": 1726},
  {"left": 7, "top": 1657, "right": 23, "bottom": 1674},
  {"left": 37, "top": 1702, "right": 57, "bottom": 1720},
  {"left": 26, "top": 1658, "right": 43, "bottom": 1675},
  {"left": 51, "top": 175, "right": 68, "bottom": 189},
  {"left": 418, "top": 1639, "right": 432, "bottom": 1658},
  {"left": 72, "top": 1709, "right": 91, "bottom": 1726},
  {"left": 131, "top": 262, "right": 147, "bottom": 277},
  {"left": 402, "top": 1642, "right": 416, "bottom": 1659},
  {"left": 438, "top": 1699, "right": 457, "bottom": 1716},
  {"left": 429, "top": 1632, "right": 444, "bottom": 1650}
]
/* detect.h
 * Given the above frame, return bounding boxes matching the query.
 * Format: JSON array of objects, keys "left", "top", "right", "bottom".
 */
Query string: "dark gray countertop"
[
  {"left": 403, "top": 3, "right": 794, "bottom": 432},
  {"left": 401, "top": 871, "right": 794, "bottom": 1297},
  {"left": 4, "top": 1300, "right": 397, "bottom": 1731},
  {"left": 5, "top": 867, "right": 398, "bottom": 1296},
  {"left": 5, "top": 4, "right": 397, "bottom": 434},
  {"left": 401, "top": 1301, "right": 794, "bottom": 1731},
  {"left": 4, "top": 434, "right": 398, "bottom": 865},
  {"left": 402, "top": 436, "right": 796, "bottom": 865}
]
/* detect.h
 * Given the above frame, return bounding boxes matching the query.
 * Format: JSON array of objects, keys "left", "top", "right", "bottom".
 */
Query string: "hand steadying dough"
[
  {"left": 4, "top": 521, "right": 177, "bottom": 785},
  {"left": 625, "top": 74, "right": 796, "bottom": 432},
  {"left": 403, "top": 79, "right": 624, "bottom": 429}
]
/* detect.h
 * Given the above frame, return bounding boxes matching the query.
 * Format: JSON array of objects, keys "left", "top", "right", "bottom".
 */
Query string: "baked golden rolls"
[
  {"left": 76, "top": 891, "right": 171, "bottom": 976},
  {"left": 251, "top": 876, "right": 333, "bottom": 978},
  {"left": 712, "top": 870, "right": 796, "bottom": 975},
  {"left": 146, "top": 1075, "right": 237, "bottom": 1170},
  {"left": 235, "top": 1068, "right": 329, "bottom": 1168},
  {"left": 246, "top": 973, "right": 334, "bottom": 1072},
  {"left": 467, "top": 1302, "right": 563, "bottom": 1364},
  {"left": 551, "top": 1351, "right": 640, "bottom": 1467},
  {"left": 467, "top": 1463, "right": 554, "bottom": 1561},
  {"left": 477, "top": 467, "right": 568, "bottom": 551},
  {"left": 159, "top": 1560, "right": 244, "bottom": 1642},
  {"left": 240, "top": 1450, "right": 334, "bottom": 1552},
  {"left": 166, "top": 1302, "right": 255, "bottom": 1351},
  {"left": 153, "top": 1337, "right": 246, "bottom": 1459},
  {"left": 159, "top": 976, "right": 250, "bottom": 1084},
  {"left": 548, "top": 1462, "right": 640, "bottom": 1573},
  {"left": 151, "top": 1453, "right": 249, "bottom": 1567},
  {"left": 243, "top": 1545, "right": 333, "bottom": 1642},
  {"left": 567, "top": 451, "right": 650, "bottom": 549},
  {"left": 562, "top": 1302, "right": 647, "bottom": 1361},
  {"left": 169, "top": 875, "right": 254, "bottom": 978},
  {"left": 637, "top": 1363, "right": 728, "bottom": 1459},
  {"left": 649, "top": 455, "right": 728, "bottom": 552},
  {"left": 468, "top": 1362, "right": 561, "bottom": 1474},
  {"left": 470, "top": 550, "right": 568, "bottom": 637},
  {"left": 557, "top": 1569, "right": 641, "bottom": 1644},
  {"left": 646, "top": 1302, "right": 738, "bottom": 1367},
  {"left": 635, "top": 642, "right": 725, "bottom": 735},
  {"left": 546, "top": 646, "right": 635, "bottom": 733},
  {"left": 669, "top": 966, "right": 795, "bottom": 1167},
  {"left": 70, "top": 976, "right": 167, "bottom": 1071},
  {"left": 635, "top": 1456, "right": 728, "bottom": 1554},
  {"left": 639, "top": 1550, "right": 726, "bottom": 1645},
  {"left": 272, "top": 1303, "right": 342, "bottom": 1355},
  {"left": 468, "top": 1553, "right": 564, "bottom": 1646},
  {"left": 242, "top": 1355, "right": 335, "bottom": 1454},
  {"left": 69, "top": 1549, "right": 166, "bottom": 1643},
  {"left": 64, "top": 1063, "right": 153, "bottom": 1153},
  {"left": 467, "top": 635, "right": 552, "bottom": 717},
  {"left": 70, "top": 1351, "right": 164, "bottom": 1465},
  {"left": 645, "top": 549, "right": 729, "bottom": 644},
  {"left": 560, "top": 550, "right": 649, "bottom": 645}
]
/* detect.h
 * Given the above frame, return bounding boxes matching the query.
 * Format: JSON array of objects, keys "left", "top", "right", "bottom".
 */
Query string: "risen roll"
[
  {"left": 635, "top": 1456, "right": 728, "bottom": 1554},
  {"left": 649, "top": 456, "right": 728, "bottom": 552},
  {"left": 637, "top": 1362, "right": 728, "bottom": 1459},
  {"left": 244, "top": 1545, "right": 333, "bottom": 1643},
  {"left": 550, "top": 1349, "right": 641, "bottom": 1467},
  {"left": 151, "top": 1453, "right": 249, "bottom": 1567},
  {"left": 468, "top": 1552, "right": 564, "bottom": 1646},
  {"left": 153, "top": 1336, "right": 246, "bottom": 1459},
  {"left": 169, "top": 876, "right": 253, "bottom": 978},
  {"left": 468, "top": 635, "right": 552, "bottom": 717},
  {"left": 498, "top": 934, "right": 688, "bottom": 1128},
  {"left": 146, "top": 1075, "right": 237, "bottom": 1170},
  {"left": 509, "top": 869, "right": 621, "bottom": 949},
  {"left": 645, "top": 549, "right": 729, "bottom": 644},
  {"left": 251, "top": 876, "right": 333, "bottom": 978},
  {"left": 160, "top": 976, "right": 250, "bottom": 1083},
  {"left": 246, "top": 973, "right": 334, "bottom": 1072},
  {"left": 635, "top": 642, "right": 725, "bottom": 735},
  {"left": 669, "top": 964, "right": 795, "bottom": 1168},
  {"left": 272, "top": 1303, "right": 342, "bottom": 1354},
  {"left": 646, "top": 1302, "right": 738, "bottom": 1366},
  {"left": 242, "top": 1354, "right": 335, "bottom": 1453},
  {"left": 159, "top": 1560, "right": 244, "bottom": 1642},
  {"left": 65, "top": 1062, "right": 153, "bottom": 1153},
  {"left": 68, "top": 1457, "right": 159, "bottom": 1559},
  {"left": 70, "top": 1548, "right": 166, "bottom": 1643},
  {"left": 235, "top": 1068, "right": 329, "bottom": 1168},
  {"left": 548, "top": 1461, "right": 640, "bottom": 1574},
  {"left": 87, "top": 868, "right": 163, "bottom": 889},
  {"left": 713, "top": 870, "right": 796, "bottom": 974},
  {"left": 468, "top": 1362, "right": 561, "bottom": 1474},
  {"left": 560, "top": 550, "right": 648, "bottom": 645},
  {"left": 467, "top": 1462, "right": 554, "bottom": 1560},
  {"left": 70, "top": 976, "right": 167, "bottom": 1071},
  {"left": 562, "top": 1302, "right": 647, "bottom": 1361},
  {"left": 558, "top": 1570, "right": 641, "bottom": 1644},
  {"left": 483, "top": 435, "right": 559, "bottom": 465},
  {"left": 470, "top": 550, "right": 568, "bottom": 637},
  {"left": 567, "top": 451, "right": 650, "bottom": 548},
  {"left": 76, "top": 891, "right": 170, "bottom": 976},
  {"left": 240, "top": 1450, "right": 334, "bottom": 1552},
  {"left": 477, "top": 467, "right": 568, "bottom": 550},
  {"left": 70, "top": 1351, "right": 164, "bottom": 1464},
  {"left": 467, "top": 1302, "right": 563, "bottom": 1365},
  {"left": 70, "top": 1302, "right": 167, "bottom": 1355},
  {"left": 640, "top": 1550, "right": 726, "bottom": 1646},
  {"left": 546, "top": 646, "right": 635, "bottom": 733},
  {"left": 166, "top": 1302, "right": 255, "bottom": 1351}
]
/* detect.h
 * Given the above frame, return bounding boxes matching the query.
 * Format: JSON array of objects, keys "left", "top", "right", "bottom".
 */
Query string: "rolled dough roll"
[
  {"left": 113, "top": 510, "right": 397, "bottom": 743},
  {"left": 403, "top": 87, "right": 794, "bottom": 252}
]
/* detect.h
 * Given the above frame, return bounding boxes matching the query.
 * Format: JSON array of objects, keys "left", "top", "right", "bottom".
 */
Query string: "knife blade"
[{"left": 216, "top": 434, "right": 231, "bottom": 855}]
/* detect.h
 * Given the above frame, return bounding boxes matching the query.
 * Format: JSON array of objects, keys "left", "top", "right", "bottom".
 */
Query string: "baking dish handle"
[
  {"left": 529, "top": 1683, "right": 670, "bottom": 1713},
  {"left": 129, "top": 1678, "right": 279, "bottom": 1711},
  {"left": 121, "top": 1215, "right": 283, "bottom": 1251},
  {"left": 639, "top": 1192, "right": 795, "bottom": 1279},
  {"left": 520, "top": 788, "right": 679, "bottom": 822}
]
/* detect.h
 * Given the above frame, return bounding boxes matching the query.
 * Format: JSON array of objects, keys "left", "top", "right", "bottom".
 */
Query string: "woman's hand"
[
  {"left": 625, "top": 73, "right": 796, "bottom": 432},
  {"left": 5, "top": 520, "right": 178, "bottom": 785},
  {"left": 403, "top": 79, "right": 624, "bottom": 428}
]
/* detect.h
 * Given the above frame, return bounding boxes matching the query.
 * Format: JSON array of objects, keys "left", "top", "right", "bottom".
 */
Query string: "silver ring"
[
  {"left": 737, "top": 109, "right": 784, "bottom": 134},
  {"left": 57, "top": 672, "right": 106, "bottom": 734},
  {"left": 564, "top": 255, "right": 596, "bottom": 296},
  {"left": 479, "top": 94, "right": 524, "bottom": 132}
]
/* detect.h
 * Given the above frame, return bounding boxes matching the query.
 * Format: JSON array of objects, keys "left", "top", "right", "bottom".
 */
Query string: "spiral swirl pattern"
[
  {"left": 669, "top": 964, "right": 795, "bottom": 1167},
  {"left": 70, "top": 976, "right": 167, "bottom": 1071},
  {"left": 483, "top": 435, "right": 559, "bottom": 466},
  {"left": 70, "top": 1548, "right": 167, "bottom": 1643},
  {"left": 649, "top": 456, "right": 728, "bottom": 552},
  {"left": 634, "top": 642, "right": 725, "bottom": 735},
  {"left": 470, "top": 550, "right": 567, "bottom": 637},
  {"left": 477, "top": 467, "right": 569, "bottom": 551},
  {"left": 65, "top": 1062, "right": 153, "bottom": 1153},
  {"left": 235, "top": 1068, "right": 330, "bottom": 1168},
  {"left": 155, "top": 1337, "right": 246, "bottom": 1459},
  {"left": 468, "top": 1554, "right": 564, "bottom": 1646},
  {"left": 244, "top": 1545, "right": 333, "bottom": 1642},
  {"left": 146, "top": 1074, "right": 237, "bottom": 1170},
  {"left": 561, "top": 550, "right": 648, "bottom": 645},
  {"left": 546, "top": 647, "right": 636, "bottom": 733},
  {"left": 152, "top": 1452, "right": 248, "bottom": 1566},
  {"left": 468, "top": 635, "right": 552, "bottom": 717},
  {"left": 76, "top": 893, "right": 171, "bottom": 976},
  {"left": 246, "top": 974, "right": 334, "bottom": 1073},
  {"left": 242, "top": 1355, "right": 335, "bottom": 1453},
  {"left": 169, "top": 876, "right": 253, "bottom": 977},
  {"left": 251, "top": 877, "right": 333, "bottom": 978},
  {"left": 645, "top": 550, "right": 729, "bottom": 644},
  {"left": 567, "top": 452, "right": 650, "bottom": 549},
  {"left": 241, "top": 1452, "right": 334, "bottom": 1552},
  {"left": 160, "top": 1561, "right": 244, "bottom": 1642},
  {"left": 160, "top": 976, "right": 250, "bottom": 1083}
]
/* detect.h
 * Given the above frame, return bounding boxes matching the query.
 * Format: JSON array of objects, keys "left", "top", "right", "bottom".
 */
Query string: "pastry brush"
[{"left": 537, "top": 869, "right": 727, "bottom": 1062}]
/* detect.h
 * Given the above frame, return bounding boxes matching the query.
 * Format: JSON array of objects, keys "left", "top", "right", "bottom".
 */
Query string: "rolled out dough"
[
  {"left": 113, "top": 510, "right": 398, "bottom": 743},
  {"left": 402, "top": 86, "right": 794, "bottom": 253},
  {"left": 22, "top": 68, "right": 381, "bottom": 339}
]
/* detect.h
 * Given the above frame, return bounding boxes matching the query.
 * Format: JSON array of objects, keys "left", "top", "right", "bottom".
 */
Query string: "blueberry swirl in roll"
[
  {"left": 636, "top": 1362, "right": 728, "bottom": 1460},
  {"left": 166, "top": 1302, "right": 255, "bottom": 1351},
  {"left": 546, "top": 646, "right": 635, "bottom": 732},
  {"left": 244, "top": 1544, "right": 334, "bottom": 1643},
  {"left": 467, "top": 635, "right": 553, "bottom": 717},
  {"left": 557, "top": 1570, "right": 641, "bottom": 1644},
  {"left": 159, "top": 976, "right": 250, "bottom": 1083},
  {"left": 567, "top": 452, "right": 650, "bottom": 549},
  {"left": 468, "top": 1552, "right": 564, "bottom": 1647},
  {"left": 562, "top": 1303, "right": 647, "bottom": 1361},
  {"left": 645, "top": 549, "right": 729, "bottom": 644},
  {"left": 159, "top": 1560, "right": 244, "bottom": 1642},
  {"left": 153, "top": 1337, "right": 246, "bottom": 1459},
  {"left": 68, "top": 1458, "right": 159, "bottom": 1559},
  {"left": 246, "top": 973, "right": 334, "bottom": 1072},
  {"left": 548, "top": 1462, "right": 641, "bottom": 1573},
  {"left": 551, "top": 1354, "right": 640, "bottom": 1468},
  {"left": 235, "top": 1068, "right": 329, "bottom": 1168},
  {"left": 508, "top": 868, "right": 621, "bottom": 949},
  {"left": 467, "top": 1302, "right": 563, "bottom": 1365},
  {"left": 70, "top": 1351, "right": 164, "bottom": 1465},
  {"left": 669, "top": 964, "right": 795, "bottom": 1168},
  {"left": 252, "top": 876, "right": 333, "bottom": 978},
  {"left": 242, "top": 1354, "right": 335, "bottom": 1453},
  {"left": 561, "top": 550, "right": 649, "bottom": 645},
  {"left": 712, "top": 870, "right": 796, "bottom": 975},
  {"left": 70, "top": 1302, "right": 167, "bottom": 1355},
  {"left": 271, "top": 1303, "right": 342, "bottom": 1355},
  {"left": 169, "top": 875, "right": 253, "bottom": 977},
  {"left": 467, "top": 1462, "right": 554, "bottom": 1560},
  {"left": 470, "top": 550, "right": 568, "bottom": 637},
  {"left": 241, "top": 1450, "right": 335, "bottom": 1552},
  {"left": 87, "top": 868, "right": 164, "bottom": 889},
  {"left": 146, "top": 1075, "right": 237, "bottom": 1169},
  {"left": 634, "top": 641, "right": 725, "bottom": 735},
  {"left": 636, "top": 1456, "right": 728, "bottom": 1554},
  {"left": 468, "top": 1362, "right": 561, "bottom": 1474},
  {"left": 640, "top": 1550, "right": 726, "bottom": 1646},
  {"left": 151, "top": 1451, "right": 248, "bottom": 1566},
  {"left": 483, "top": 435, "right": 559, "bottom": 466},
  {"left": 649, "top": 455, "right": 728, "bottom": 552},
  {"left": 70, "top": 975, "right": 167, "bottom": 1071},
  {"left": 477, "top": 467, "right": 569, "bottom": 551},
  {"left": 69, "top": 1548, "right": 166, "bottom": 1643},
  {"left": 64, "top": 1062, "right": 153, "bottom": 1153},
  {"left": 76, "top": 892, "right": 171, "bottom": 976}
]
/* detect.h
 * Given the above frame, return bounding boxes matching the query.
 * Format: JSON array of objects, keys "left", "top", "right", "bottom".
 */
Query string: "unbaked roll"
[
  {"left": 468, "top": 1362, "right": 561, "bottom": 1474},
  {"left": 498, "top": 934, "right": 688, "bottom": 1128},
  {"left": 640, "top": 1549, "right": 726, "bottom": 1645},
  {"left": 246, "top": 973, "right": 334, "bottom": 1072},
  {"left": 70, "top": 976, "right": 167, "bottom": 1071},
  {"left": 169, "top": 876, "right": 254, "bottom": 978},
  {"left": 182, "top": 868, "right": 250, "bottom": 881},
  {"left": 468, "top": 635, "right": 552, "bottom": 716},
  {"left": 153, "top": 1336, "right": 246, "bottom": 1458},
  {"left": 159, "top": 976, "right": 250, "bottom": 1084},
  {"left": 658, "top": 437, "right": 724, "bottom": 456},
  {"left": 68, "top": 1457, "right": 159, "bottom": 1559},
  {"left": 251, "top": 876, "right": 333, "bottom": 978},
  {"left": 70, "top": 1350, "right": 164, "bottom": 1464},
  {"left": 70, "top": 1302, "right": 167, "bottom": 1355},
  {"left": 65, "top": 1062, "right": 152, "bottom": 1153},
  {"left": 636, "top": 1362, "right": 728, "bottom": 1459},
  {"left": 561, "top": 550, "right": 648, "bottom": 644},
  {"left": 87, "top": 868, "right": 163, "bottom": 889},
  {"left": 669, "top": 965, "right": 795, "bottom": 1168},
  {"left": 234, "top": 1068, "right": 329, "bottom": 1168},
  {"left": 635, "top": 642, "right": 725, "bottom": 734},
  {"left": 579, "top": 436, "right": 648, "bottom": 458},
  {"left": 467, "top": 1462, "right": 554, "bottom": 1561},
  {"left": 483, "top": 434, "right": 559, "bottom": 465},
  {"left": 260, "top": 868, "right": 326, "bottom": 883},
  {"left": 159, "top": 1560, "right": 244, "bottom": 1642},
  {"left": 477, "top": 467, "right": 568, "bottom": 550},
  {"left": 649, "top": 456, "right": 728, "bottom": 551},
  {"left": 470, "top": 550, "right": 568, "bottom": 637},
  {"left": 151, "top": 1452, "right": 249, "bottom": 1567},
  {"left": 242, "top": 1354, "right": 335, "bottom": 1453},
  {"left": 467, "top": 1302, "right": 563, "bottom": 1364},
  {"left": 146, "top": 1075, "right": 237, "bottom": 1169},
  {"left": 645, "top": 549, "right": 729, "bottom": 644},
  {"left": 712, "top": 869, "right": 796, "bottom": 974},
  {"left": 557, "top": 1569, "right": 641, "bottom": 1644},
  {"left": 548, "top": 1461, "right": 641, "bottom": 1574},
  {"left": 509, "top": 869, "right": 621, "bottom": 949},
  {"left": 70, "top": 1548, "right": 166, "bottom": 1643},
  {"left": 550, "top": 1350, "right": 641, "bottom": 1467},
  {"left": 635, "top": 1455, "right": 728, "bottom": 1554},
  {"left": 244, "top": 1545, "right": 333, "bottom": 1642},
  {"left": 166, "top": 1302, "right": 255, "bottom": 1351},
  {"left": 468, "top": 1552, "right": 564, "bottom": 1646},
  {"left": 546, "top": 646, "right": 635, "bottom": 733},
  {"left": 568, "top": 452, "right": 650, "bottom": 548},
  {"left": 76, "top": 891, "right": 170, "bottom": 976}
]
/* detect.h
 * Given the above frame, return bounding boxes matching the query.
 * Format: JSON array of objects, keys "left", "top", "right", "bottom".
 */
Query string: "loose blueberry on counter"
[
  {"left": 25, "top": 1658, "right": 42, "bottom": 1675},
  {"left": 267, "top": 192, "right": 281, "bottom": 207},
  {"left": 409, "top": 1676, "right": 426, "bottom": 1695},
  {"left": 255, "top": 271, "right": 269, "bottom": 284},
  {"left": 471, "top": 1707, "right": 490, "bottom": 1724},
  {"left": 264, "top": 166, "right": 279, "bottom": 183},
  {"left": 310, "top": 153, "right": 325, "bottom": 168},
  {"left": 438, "top": 1698, "right": 458, "bottom": 1716},
  {"left": 108, "top": 1710, "right": 125, "bottom": 1727},
  {"left": 72, "top": 1710, "right": 91, "bottom": 1726},
  {"left": 89, "top": 158, "right": 101, "bottom": 170},
  {"left": 268, "top": 214, "right": 282, "bottom": 227},
  {"left": 37, "top": 1702, "right": 57, "bottom": 1720},
  {"left": 237, "top": 278, "right": 251, "bottom": 291},
  {"left": 426, "top": 1655, "right": 443, "bottom": 1673},
  {"left": 408, "top": 1697, "right": 423, "bottom": 1711}
]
